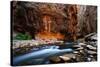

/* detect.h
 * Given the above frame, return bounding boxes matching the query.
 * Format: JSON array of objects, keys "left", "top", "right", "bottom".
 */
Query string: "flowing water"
[{"left": 12, "top": 43, "right": 74, "bottom": 66}]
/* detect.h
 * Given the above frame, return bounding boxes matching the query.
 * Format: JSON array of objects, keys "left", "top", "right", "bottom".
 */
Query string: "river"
[{"left": 12, "top": 43, "right": 74, "bottom": 66}]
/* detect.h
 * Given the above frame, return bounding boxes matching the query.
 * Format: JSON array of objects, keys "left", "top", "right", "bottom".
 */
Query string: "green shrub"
[{"left": 14, "top": 33, "right": 32, "bottom": 40}]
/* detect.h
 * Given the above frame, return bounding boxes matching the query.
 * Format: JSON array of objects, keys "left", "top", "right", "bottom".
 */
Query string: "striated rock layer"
[{"left": 11, "top": 1, "right": 97, "bottom": 41}]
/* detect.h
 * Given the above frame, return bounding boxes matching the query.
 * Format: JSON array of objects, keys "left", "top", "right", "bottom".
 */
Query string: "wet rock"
[
  {"left": 73, "top": 51, "right": 79, "bottom": 54},
  {"left": 87, "top": 50, "right": 97, "bottom": 55},
  {"left": 89, "top": 42, "right": 97, "bottom": 47},
  {"left": 86, "top": 45, "right": 96, "bottom": 50},
  {"left": 73, "top": 45, "right": 81, "bottom": 48},
  {"left": 75, "top": 47, "right": 84, "bottom": 50},
  {"left": 85, "top": 33, "right": 97, "bottom": 42},
  {"left": 59, "top": 54, "right": 77, "bottom": 63},
  {"left": 78, "top": 43, "right": 86, "bottom": 46},
  {"left": 49, "top": 56, "right": 61, "bottom": 63},
  {"left": 59, "top": 56, "right": 71, "bottom": 62}
]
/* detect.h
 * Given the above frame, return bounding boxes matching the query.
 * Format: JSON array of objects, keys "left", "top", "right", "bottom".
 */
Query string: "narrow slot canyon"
[
  {"left": 12, "top": 1, "right": 97, "bottom": 41},
  {"left": 11, "top": 1, "right": 97, "bottom": 66}
]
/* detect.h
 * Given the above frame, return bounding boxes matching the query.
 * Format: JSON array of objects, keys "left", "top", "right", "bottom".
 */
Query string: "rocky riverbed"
[
  {"left": 12, "top": 33, "right": 97, "bottom": 65},
  {"left": 49, "top": 33, "right": 97, "bottom": 63}
]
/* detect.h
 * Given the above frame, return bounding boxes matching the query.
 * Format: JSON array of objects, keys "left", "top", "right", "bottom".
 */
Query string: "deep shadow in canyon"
[
  {"left": 11, "top": 1, "right": 97, "bottom": 41},
  {"left": 11, "top": 1, "right": 97, "bottom": 66}
]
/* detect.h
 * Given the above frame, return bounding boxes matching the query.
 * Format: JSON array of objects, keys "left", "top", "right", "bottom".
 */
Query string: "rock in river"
[
  {"left": 59, "top": 56, "right": 71, "bottom": 62},
  {"left": 49, "top": 56, "right": 61, "bottom": 63},
  {"left": 87, "top": 50, "right": 97, "bottom": 55},
  {"left": 86, "top": 45, "right": 96, "bottom": 50}
]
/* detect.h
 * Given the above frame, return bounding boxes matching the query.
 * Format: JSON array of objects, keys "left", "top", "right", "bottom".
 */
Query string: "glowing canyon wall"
[{"left": 11, "top": 1, "right": 97, "bottom": 41}]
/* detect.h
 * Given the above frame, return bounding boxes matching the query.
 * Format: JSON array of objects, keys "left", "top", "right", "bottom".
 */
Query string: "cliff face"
[
  {"left": 77, "top": 5, "right": 97, "bottom": 37},
  {"left": 11, "top": 1, "right": 97, "bottom": 41}
]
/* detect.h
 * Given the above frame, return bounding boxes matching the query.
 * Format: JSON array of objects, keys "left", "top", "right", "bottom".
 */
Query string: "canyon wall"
[{"left": 11, "top": 1, "right": 97, "bottom": 41}]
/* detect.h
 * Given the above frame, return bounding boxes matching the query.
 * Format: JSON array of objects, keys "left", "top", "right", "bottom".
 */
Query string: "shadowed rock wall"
[{"left": 11, "top": 1, "right": 97, "bottom": 41}]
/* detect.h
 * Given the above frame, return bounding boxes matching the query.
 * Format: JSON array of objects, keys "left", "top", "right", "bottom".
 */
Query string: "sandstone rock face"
[{"left": 11, "top": 1, "right": 97, "bottom": 41}]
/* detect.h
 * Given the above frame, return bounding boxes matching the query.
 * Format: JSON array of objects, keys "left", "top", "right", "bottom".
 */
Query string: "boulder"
[
  {"left": 79, "top": 43, "right": 86, "bottom": 46},
  {"left": 87, "top": 50, "right": 97, "bottom": 55},
  {"left": 87, "top": 45, "right": 96, "bottom": 50},
  {"left": 73, "top": 51, "right": 79, "bottom": 54},
  {"left": 49, "top": 56, "right": 61, "bottom": 63},
  {"left": 59, "top": 56, "right": 71, "bottom": 61},
  {"left": 75, "top": 47, "right": 84, "bottom": 50},
  {"left": 73, "top": 45, "right": 81, "bottom": 48}
]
